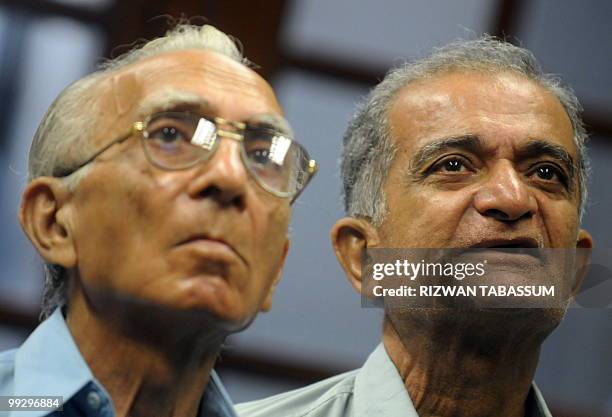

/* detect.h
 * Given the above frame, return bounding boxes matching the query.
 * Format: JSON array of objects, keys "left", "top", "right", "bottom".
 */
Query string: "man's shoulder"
[
  {"left": 0, "top": 348, "right": 17, "bottom": 363},
  {"left": 0, "top": 349, "right": 17, "bottom": 395},
  {"left": 236, "top": 369, "right": 359, "bottom": 417}
]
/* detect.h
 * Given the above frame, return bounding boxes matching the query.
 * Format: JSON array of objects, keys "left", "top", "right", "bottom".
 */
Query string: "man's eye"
[
  {"left": 429, "top": 157, "right": 471, "bottom": 174},
  {"left": 530, "top": 164, "right": 566, "bottom": 184},
  {"left": 442, "top": 159, "right": 464, "bottom": 172},
  {"left": 247, "top": 147, "right": 288, "bottom": 179},
  {"left": 248, "top": 148, "right": 273, "bottom": 166},
  {"left": 249, "top": 148, "right": 282, "bottom": 171},
  {"left": 244, "top": 136, "right": 276, "bottom": 167},
  {"left": 150, "top": 126, "right": 190, "bottom": 143}
]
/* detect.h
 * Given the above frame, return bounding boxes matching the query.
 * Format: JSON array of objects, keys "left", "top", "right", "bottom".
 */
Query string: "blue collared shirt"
[{"left": 0, "top": 308, "right": 238, "bottom": 417}]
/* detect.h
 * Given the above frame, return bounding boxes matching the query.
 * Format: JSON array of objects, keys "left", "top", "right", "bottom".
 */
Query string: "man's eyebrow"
[
  {"left": 247, "top": 114, "right": 294, "bottom": 137},
  {"left": 137, "top": 91, "right": 215, "bottom": 117},
  {"left": 517, "top": 139, "right": 576, "bottom": 178},
  {"left": 410, "top": 135, "right": 483, "bottom": 173},
  {"left": 136, "top": 91, "right": 294, "bottom": 135}
]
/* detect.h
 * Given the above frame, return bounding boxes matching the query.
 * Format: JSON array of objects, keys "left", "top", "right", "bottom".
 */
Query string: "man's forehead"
[
  {"left": 388, "top": 70, "right": 576, "bottom": 156},
  {"left": 97, "top": 49, "right": 280, "bottom": 121},
  {"left": 392, "top": 71, "right": 563, "bottom": 116},
  {"left": 110, "top": 71, "right": 144, "bottom": 118}
]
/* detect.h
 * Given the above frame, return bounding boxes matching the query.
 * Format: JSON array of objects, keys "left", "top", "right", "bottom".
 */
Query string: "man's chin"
[
  {"left": 85, "top": 287, "right": 255, "bottom": 342},
  {"left": 387, "top": 303, "right": 568, "bottom": 343},
  {"left": 133, "top": 297, "right": 256, "bottom": 335},
  {"left": 467, "top": 305, "right": 569, "bottom": 326}
]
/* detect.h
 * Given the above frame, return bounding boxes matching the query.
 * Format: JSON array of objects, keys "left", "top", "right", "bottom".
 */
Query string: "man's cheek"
[
  {"left": 263, "top": 204, "right": 290, "bottom": 235},
  {"left": 542, "top": 208, "right": 578, "bottom": 248},
  {"left": 258, "top": 217, "right": 288, "bottom": 270}
]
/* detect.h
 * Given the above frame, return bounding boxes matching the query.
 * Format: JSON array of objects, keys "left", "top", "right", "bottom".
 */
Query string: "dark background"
[{"left": 0, "top": 1, "right": 610, "bottom": 416}]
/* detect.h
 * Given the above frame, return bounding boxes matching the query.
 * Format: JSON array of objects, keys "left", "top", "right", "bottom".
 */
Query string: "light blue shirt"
[
  {"left": 237, "top": 343, "right": 553, "bottom": 417},
  {"left": 0, "top": 308, "right": 238, "bottom": 417}
]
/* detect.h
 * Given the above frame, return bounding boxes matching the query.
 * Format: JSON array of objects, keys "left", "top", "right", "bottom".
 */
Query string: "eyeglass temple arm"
[
  {"left": 290, "top": 159, "right": 318, "bottom": 204},
  {"left": 55, "top": 123, "right": 143, "bottom": 177}
]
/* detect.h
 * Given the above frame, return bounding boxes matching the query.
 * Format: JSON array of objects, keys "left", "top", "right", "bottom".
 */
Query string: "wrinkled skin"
[
  {"left": 66, "top": 50, "right": 291, "bottom": 327},
  {"left": 331, "top": 71, "right": 593, "bottom": 417}
]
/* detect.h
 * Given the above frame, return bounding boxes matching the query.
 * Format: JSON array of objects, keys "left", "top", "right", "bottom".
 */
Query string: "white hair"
[{"left": 27, "top": 24, "right": 247, "bottom": 319}]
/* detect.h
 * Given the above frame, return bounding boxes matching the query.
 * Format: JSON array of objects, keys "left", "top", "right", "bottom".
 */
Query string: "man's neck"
[
  {"left": 382, "top": 310, "right": 556, "bottom": 417},
  {"left": 66, "top": 291, "right": 226, "bottom": 417}
]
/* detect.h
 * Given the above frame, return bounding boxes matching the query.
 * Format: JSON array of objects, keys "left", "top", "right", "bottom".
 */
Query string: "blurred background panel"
[
  {"left": 0, "top": 3, "right": 105, "bottom": 347},
  {"left": 0, "top": 1, "right": 609, "bottom": 416},
  {"left": 282, "top": 0, "right": 497, "bottom": 66},
  {"left": 517, "top": 0, "right": 612, "bottom": 113}
]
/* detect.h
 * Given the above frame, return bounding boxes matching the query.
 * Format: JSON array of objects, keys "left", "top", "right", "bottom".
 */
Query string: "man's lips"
[
  {"left": 175, "top": 235, "right": 247, "bottom": 265},
  {"left": 463, "top": 237, "right": 544, "bottom": 265},
  {"left": 450, "top": 237, "right": 543, "bottom": 261},
  {"left": 469, "top": 237, "right": 541, "bottom": 249}
]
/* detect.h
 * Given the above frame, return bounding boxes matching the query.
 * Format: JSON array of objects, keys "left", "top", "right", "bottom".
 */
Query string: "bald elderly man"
[{"left": 0, "top": 24, "right": 316, "bottom": 417}]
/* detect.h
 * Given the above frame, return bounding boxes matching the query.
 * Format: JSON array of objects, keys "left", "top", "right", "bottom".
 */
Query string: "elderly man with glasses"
[{"left": 0, "top": 24, "right": 315, "bottom": 417}]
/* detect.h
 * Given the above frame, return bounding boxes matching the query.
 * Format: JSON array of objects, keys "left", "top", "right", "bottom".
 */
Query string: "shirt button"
[{"left": 87, "top": 391, "right": 102, "bottom": 410}]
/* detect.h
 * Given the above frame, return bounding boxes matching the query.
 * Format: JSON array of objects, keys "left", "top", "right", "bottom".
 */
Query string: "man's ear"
[
  {"left": 19, "top": 177, "right": 77, "bottom": 269},
  {"left": 330, "top": 217, "right": 379, "bottom": 294},
  {"left": 571, "top": 228, "right": 594, "bottom": 296},
  {"left": 260, "top": 238, "right": 290, "bottom": 312}
]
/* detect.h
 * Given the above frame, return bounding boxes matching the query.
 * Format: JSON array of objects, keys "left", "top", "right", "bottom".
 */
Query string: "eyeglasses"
[{"left": 57, "top": 111, "right": 318, "bottom": 202}]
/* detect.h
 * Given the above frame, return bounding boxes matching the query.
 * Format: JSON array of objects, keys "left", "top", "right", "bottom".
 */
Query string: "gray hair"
[
  {"left": 341, "top": 36, "right": 589, "bottom": 226},
  {"left": 27, "top": 24, "right": 246, "bottom": 320}
]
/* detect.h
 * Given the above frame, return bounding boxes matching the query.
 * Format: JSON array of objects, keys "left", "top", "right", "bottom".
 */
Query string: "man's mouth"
[
  {"left": 469, "top": 238, "right": 541, "bottom": 249},
  {"left": 176, "top": 234, "right": 246, "bottom": 266},
  {"left": 463, "top": 237, "right": 545, "bottom": 268}
]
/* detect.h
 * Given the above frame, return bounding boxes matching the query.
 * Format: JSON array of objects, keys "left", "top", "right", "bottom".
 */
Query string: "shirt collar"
[
  {"left": 13, "top": 308, "right": 238, "bottom": 417},
  {"left": 354, "top": 343, "right": 552, "bottom": 417},
  {"left": 353, "top": 343, "right": 419, "bottom": 417},
  {"left": 199, "top": 371, "right": 239, "bottom": 417},
  {"left": 14, "top": 308, "right": 94, "bottom": 411},
  {"left": 528, "top": 383, "right": 553, "bottom": 417}
]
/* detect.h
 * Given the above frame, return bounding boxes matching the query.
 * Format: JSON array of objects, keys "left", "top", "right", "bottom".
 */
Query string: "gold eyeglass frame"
[{"left": 57, "top": 113, "right": 318, "bottom": 203}]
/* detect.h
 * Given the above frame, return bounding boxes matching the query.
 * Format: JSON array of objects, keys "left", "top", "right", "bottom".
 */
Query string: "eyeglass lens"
[{"left": 142, "top": 112, "right": 312, "bottom": 196}]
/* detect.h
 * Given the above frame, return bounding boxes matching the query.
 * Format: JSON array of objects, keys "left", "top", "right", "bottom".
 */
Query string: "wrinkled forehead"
[
  {"left": 92, "top": 49, "right": 283, "bottom": 142},
  {"left": 388, "top": 70, "right": 576, "bottom": 156}
]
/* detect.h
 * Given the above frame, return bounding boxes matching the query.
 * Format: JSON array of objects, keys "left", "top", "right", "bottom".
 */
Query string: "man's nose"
[
  {"left": 473, "top": 160, "right": 537, "bottom": 222},
  {"left": 186, "top": 139, "right": 249, "bottom": 208}
]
